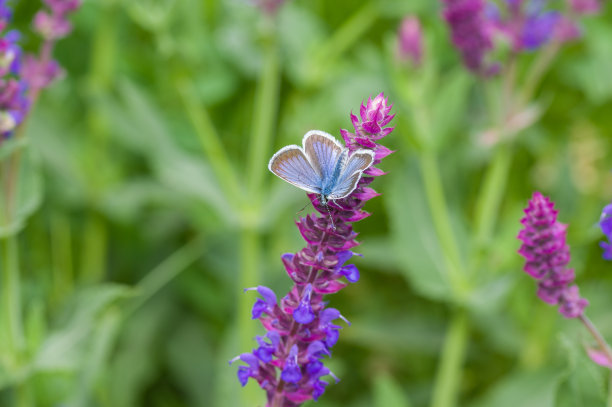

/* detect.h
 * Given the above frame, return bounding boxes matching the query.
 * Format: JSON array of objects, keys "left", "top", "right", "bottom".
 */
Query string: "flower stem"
[
  {"left": 126, "top": 236, "right": 204, "bottom": 316},
  {"left": 520, "top": 41, "right": 560, "bottom": 105},
  {"left": 309, "top": 2, "right": 378, "bottom": 83},
  {"left": 473, "top": 55, "right": 517, "bottom": 248},
  {"left": 473, "top": 144, "right": 513, "bottom": 249},
  {"left": 578, "top": 315, "right": 612, "bottom": 407},
  {"left": 1, "top": 234, "right": 23, "bottom": 366},
  {"left": 430, "top": 309, "right": 469, "bottom": 407},
  {"left": 246, "top": 26, "right": 280, "bottom": 205},
  {"left": 419, "top": 151, "right": 466, "bottom": 294},
  {"left": 608, "top": 371, "right": 612, "bottom": 407},
  {"left": 579, "top": 315, "right": 612, "bottom": 366},
  {"left": 176, "top": 79, "right": 242, "bottom": 203}
]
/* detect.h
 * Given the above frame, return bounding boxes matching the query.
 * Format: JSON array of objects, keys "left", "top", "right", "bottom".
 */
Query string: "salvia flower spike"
[
  {"left": 0, "top": 0, "right": 81, "bottom": 142},
  {"left": 231, "top": 94, "right": 394, "bottom": 406},
  {"left": 518, "top": 192, "right": 588, "bottom": 318},
  {"left": 0, "top": 1, "right": 28, "bottom": 140}
]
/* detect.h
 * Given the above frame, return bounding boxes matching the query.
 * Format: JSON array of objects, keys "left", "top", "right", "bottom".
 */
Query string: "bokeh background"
[{"left": 3, "top": 0, "right": 612, "bottom": 406}]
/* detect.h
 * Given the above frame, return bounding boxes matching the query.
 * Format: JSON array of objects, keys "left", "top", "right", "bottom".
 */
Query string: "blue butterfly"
[{"left": 268, "top": 130, "right": 375, "bottom": 206}]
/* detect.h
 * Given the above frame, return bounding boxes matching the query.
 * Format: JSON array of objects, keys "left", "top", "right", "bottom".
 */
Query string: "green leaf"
[
  {"left": 469, "top": 368, "right": 562, "bottom": 407},
  {"left": 430, "top": 69, "right": 472, "bottom": 150},
  {"left": 106, "top": 294, "right": 175, "bottom": 407},
  {"left": 33, "top": 284, "right": 132, "bottom": 373},
  {"left": 372, "top": 372, "right": 413, "bottom": 407},
  {"left": 555, "top": 334, "right": 608, "bottom": 407},
  {"left": 386, "top": 161, "right": 453, "bottom": 301},
  {"left": 563, "top": 21, "right": 612, "bottom": 105}
]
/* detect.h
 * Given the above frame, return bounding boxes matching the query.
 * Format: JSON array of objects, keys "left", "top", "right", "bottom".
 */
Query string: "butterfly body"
[{"left": 268, "top": 130, "right": 374, "bottom": 206}]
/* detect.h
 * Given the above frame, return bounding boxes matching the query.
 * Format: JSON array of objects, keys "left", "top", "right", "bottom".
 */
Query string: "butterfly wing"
[
  {"left": 268, "top": 145, "right": 322, "bottom": 194},
  {"left": 303, "top": 130, "right": 345, "bottom": 185},
  {"left": 327, "top": 149, "right": 375, "bottom": 200}
]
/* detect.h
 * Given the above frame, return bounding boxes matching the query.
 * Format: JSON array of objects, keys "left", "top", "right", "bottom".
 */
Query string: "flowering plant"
[{"left": 231, "top": 93, "right": 394, "bottom": 406}]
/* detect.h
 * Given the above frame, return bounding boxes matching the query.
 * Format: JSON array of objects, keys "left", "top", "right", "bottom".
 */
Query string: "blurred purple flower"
[
  {"left": 443, "top": 0, "right": 595, "bottom": 76},
  {"left": 397, "top": 16, "right": 423, "bottom": 66},
  {"left": 20, "top": 54, "right": 63, "bottom": 90},
  {"left": 0, "top": 0, "right": 80, "bottom": 142},
  {"left": 0, "top": 29, "right": 20, "bottom": 76},
  {"left": 24, "top": 0, "right": 80, "bottom": 102},
  {"left": 518, "top": 192, "right": 589, "bottom": 318},
  {"left": 442, "top": 0, "right": 497, "bottom": 75},
  {"left": 599, "top": 203, "right": 612, "bottom": 260},
  {"left": 34, "top": 0, "right": 81, "bottom": 40},
  {"left": 0, "top": 0, "right": 11, "bottom": 32},
  {"left": 254, "top": 0, "right": 287, "bottom": 16},
  {"left": 521, "top": 11, "right": 560, "bottom": 50},
  {"left": 0, "top": 3, "right": 29, "bottom": 139},
  {"left": 231, "top": 94, "right": 394, "bottom": 406}
]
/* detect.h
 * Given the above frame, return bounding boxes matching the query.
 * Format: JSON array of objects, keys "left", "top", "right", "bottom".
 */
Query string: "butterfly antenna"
[
  {"left": 324, "top": 203, "right": 336, "bottom": 231},
  {"left": 296, "top": 200, "right": 312, "bottom": 216}
]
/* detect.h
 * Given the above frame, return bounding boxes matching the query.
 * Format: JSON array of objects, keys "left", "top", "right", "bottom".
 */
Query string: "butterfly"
[{"left": 268, "top": 130, "right": 375, "bottom": 206}]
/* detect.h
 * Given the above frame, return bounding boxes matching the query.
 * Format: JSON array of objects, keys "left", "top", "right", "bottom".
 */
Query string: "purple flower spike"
[
  {"left": 232, "top": 94, "right": 394, "bottom": 405},
  {"left": 599, "top": 203, "right": 612, "bottom": 260},
  {"left": 441, "top": 0, "right": 497, "bottom": 75},
  {"left": 0, "top": 0, "right": 80, "bottom": 143},
  {"left": 518, "top": 192, "right": 589, "bottom": 318}
]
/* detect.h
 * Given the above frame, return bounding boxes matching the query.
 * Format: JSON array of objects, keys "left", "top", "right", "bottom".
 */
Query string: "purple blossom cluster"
[
  {"left": 441, "top": 0, "right": 601, "bottom": 75},
  {"left": 517, "top": 192, "right": 589, "bottom": 318},
  {"left": 599, "top": 203, "right": 612, "bottom": 260},
  {"left": 0, "top": 0, "right": 80, "bottom": 142},
  {"left": 231, "top": 94, "right": 394, "bottom": 406},
  {"left": 442, "top": 0, "right": 497, "bottom": 75},
  {"left": 25, "top": 0, "right": 80, "bottom": 98},
  {"left": 0, "top": 0, "right": 27, "bottom": 139}
]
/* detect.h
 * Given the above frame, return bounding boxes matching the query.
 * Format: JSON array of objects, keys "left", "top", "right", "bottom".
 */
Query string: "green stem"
[
  {"left": 419, "top": 152, "right": 465, "bottom": 293},
  {"left": 1, "top": 234, "right": 23, "bottom": 365},
  {"left": 579, "top": 315, "right": 612, "bottom": 365},
  {"left": 309, "top": 2, "right": 378, "bottom": 83},
  {"left": 520, "top": 42, "right": 560, "bottom": 106},
  {"left": 430, "top": 309, "right": 469, "bottom": 407},
  {"left": 79, "top": 214, "right": 107, "bottom": 284},
  {"left": 81, "top": 1, "right": 118, "bottom": 284},
  {"left": 126, "top": 236, "right": 204, "bottom": 316},
  {"left": 473, "top": 145, "right": 513, "bottom": 249},
  {"left": 50, "top": 213, "right": 74, "bottom": 305},
  {"left": 246, "top": 29, "right": 280, "bottom": 207},
  {"left": 176, "top": 79, "right": 242, "bottom": 203},
  {"left": 472, "top": 58, "right": 517, "bottom": 264},
  {"left": 608, "top": 372, "right": 612, "bottom": 407}
]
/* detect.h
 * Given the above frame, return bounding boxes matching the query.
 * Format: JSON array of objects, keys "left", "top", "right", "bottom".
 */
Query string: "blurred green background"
[{"left": 2, "top": 0, "right": 612, "bottom": 406}]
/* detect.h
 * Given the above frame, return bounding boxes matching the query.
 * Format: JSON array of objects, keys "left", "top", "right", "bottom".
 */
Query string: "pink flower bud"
[
  {"left": 397, "top": 16, "right": 423, "bottom": 66},
  {"left": 569, "top": 0, "right": 600, "bottom": 15}
]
